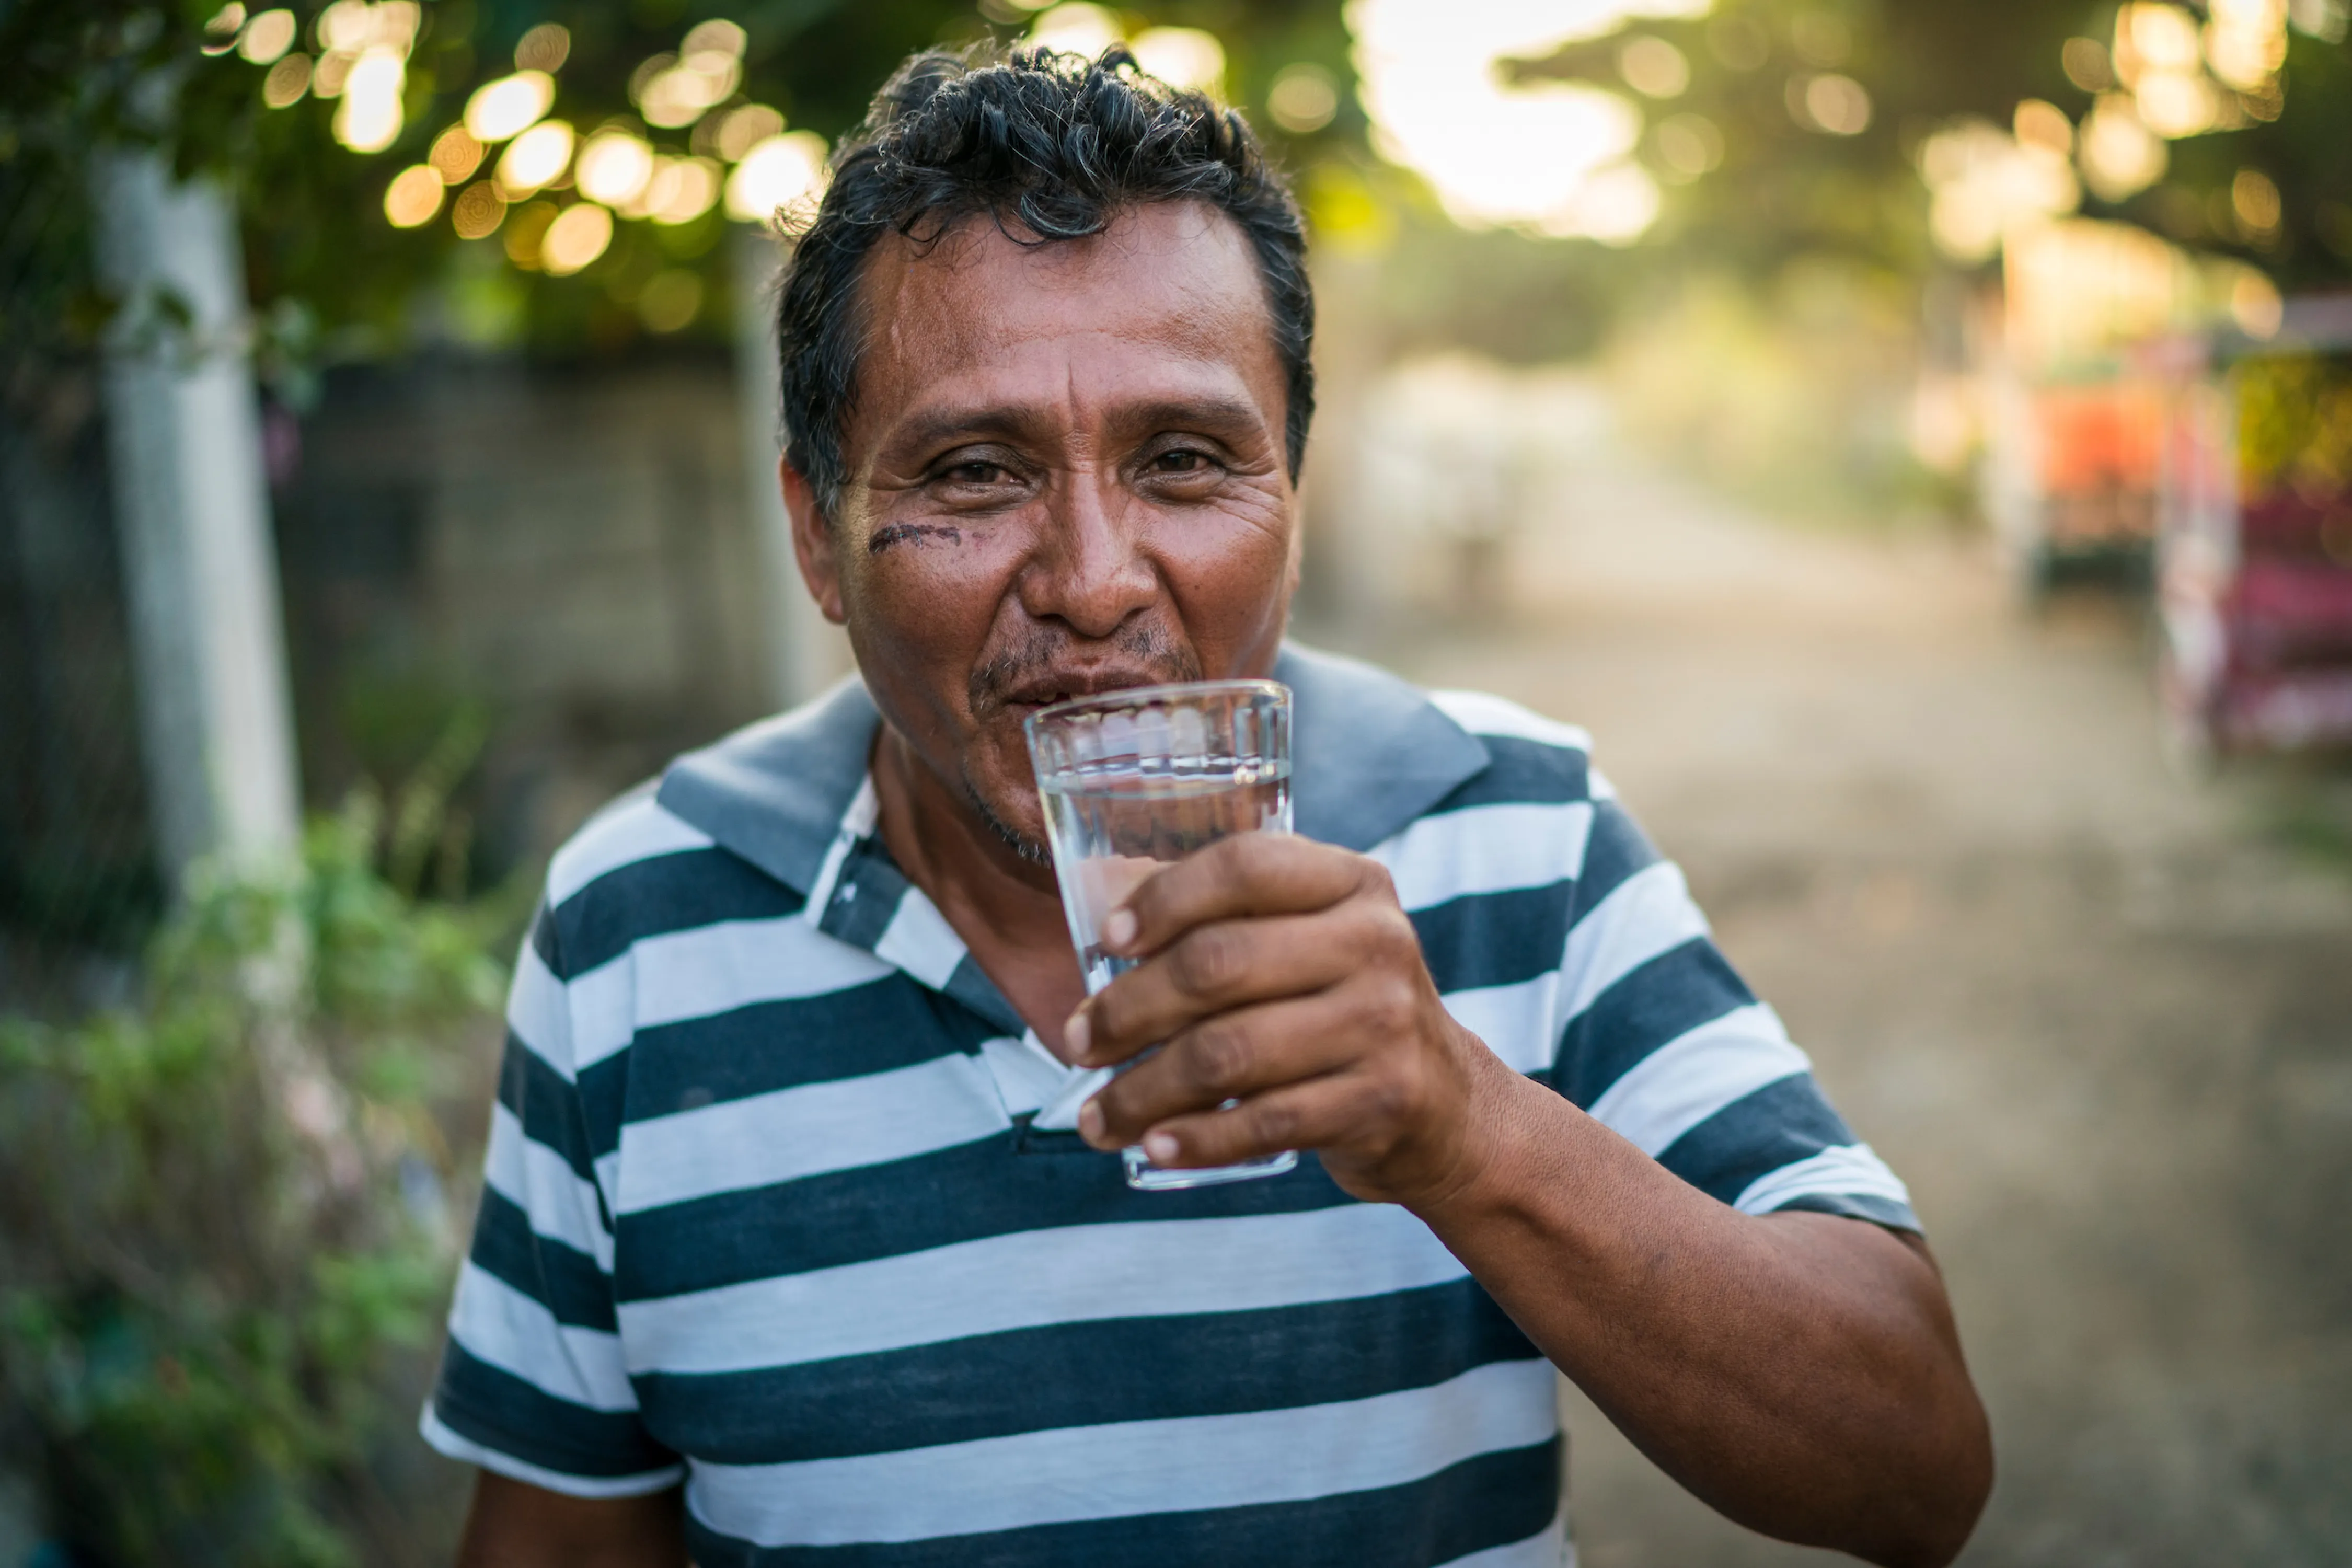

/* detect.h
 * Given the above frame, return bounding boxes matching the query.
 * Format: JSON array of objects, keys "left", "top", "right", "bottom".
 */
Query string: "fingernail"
[
  {"left": 1063, "top": 1010, "right": 1090, "bottom": 1063},
  {"left": 1103, "top": 908, "right": 1137, "bottom": 951},
  {"left": 1078, "top": 1100, "right": 1105, "bottom": 1146},
  {"left": 1144, "top": 1131, "right": 1180, "bottom": 1163}
]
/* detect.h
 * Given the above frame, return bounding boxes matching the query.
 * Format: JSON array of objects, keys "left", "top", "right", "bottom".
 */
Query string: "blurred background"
[{"left": 2, "top": 0, "right": 2348, "bottom": 1562}]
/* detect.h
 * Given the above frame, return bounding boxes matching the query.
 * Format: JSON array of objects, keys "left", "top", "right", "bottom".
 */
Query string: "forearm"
[{"left": 1411, "top": 1064, "right": 1990, "bottom": 1567}]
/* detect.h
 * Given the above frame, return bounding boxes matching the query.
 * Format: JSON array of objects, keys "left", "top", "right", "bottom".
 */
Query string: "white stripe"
[
  {"left": 506, "top": 939, "right": 575, "bottom": 1077},
  {"left": 1377, "top": 801, "right": 1595, "bottom": 910},
  {"left": 1558, "top": 860, "right": 1710, "bottom": 1027},
  {"left": 873, "top": 887, "right": 969, "bottom": 991},
  {"left": 567, "top": 916, "right": 896, "bottom": 1074},
  {"left": 447, "top": 1260, "right": 639, "bottom": 1412},
  {"left": 1437, "top": 1518, "right": 1574, "bottom": 1568},
  {"left": 547, "top": 798, "right": 713, "bottom": 905},
  {"left": 686, "top": 1357, "right": 1559, "bottom": 1548},
  {"left": 1429, "top": 690, "right": 1593, "bottom": 755},
  {"left": 1442, "top": 972, "right": 1560, "bottom": 1077},
  {"left": 1735, "top": 1143, "right": 1914, "bottom": 1218},
  {"left": 483, "top": 1102, "right": 615, "bottom": 1272},
  {"left": 616, "top": 1053, "right": 1011, "bottom": 1214},
  {"left": 1586, "top": 1004, "right": 1811, "bottom": 1157},
  {"left": 620, "top": 1203, "right": 1470, "bottom": 1376},
  {"left": 419, "top": 1405, "right": 684, "bottom": 1499}
]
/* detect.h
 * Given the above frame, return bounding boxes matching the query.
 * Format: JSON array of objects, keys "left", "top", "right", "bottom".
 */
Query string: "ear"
[{"left": 781, "top": 457, "right": 848, "bottom": 626}]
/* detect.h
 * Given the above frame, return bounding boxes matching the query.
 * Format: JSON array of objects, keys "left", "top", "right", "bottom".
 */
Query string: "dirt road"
[{"left": 1345, "top": 452, "right": 2352, "bottom": 1566}]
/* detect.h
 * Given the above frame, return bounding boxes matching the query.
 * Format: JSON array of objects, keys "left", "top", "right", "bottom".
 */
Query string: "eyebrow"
[{"left": 884, "top": 395, "right": 1270, "bottom": 461}]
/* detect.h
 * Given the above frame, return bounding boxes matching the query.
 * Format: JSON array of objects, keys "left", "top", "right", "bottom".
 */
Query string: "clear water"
[{"left": 1036, "top": 758, "right": 1299, "bottom": 1189}]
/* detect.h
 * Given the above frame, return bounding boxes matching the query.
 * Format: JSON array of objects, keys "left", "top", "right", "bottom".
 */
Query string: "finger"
[
  {"left": 1135, "top": 1072, "right": 1383, "bottom": 1170},
  {"left": 1081, "top": 989, "right": 1361, "bottom": 1147},
  {"left": 1073, "top": 904, "right": 1397, "bottom": 1067},
  {"left": 1106, "top": 834, "right": 1375, "bottom": 960}
]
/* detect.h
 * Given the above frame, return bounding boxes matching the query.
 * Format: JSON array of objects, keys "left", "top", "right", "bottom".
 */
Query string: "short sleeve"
[
  {"left": 421, "top": 903, "right": 684, "bottom": 1496},
  {"left": 1551, "top": 796, "right": 1920, "bottom": 1234}
]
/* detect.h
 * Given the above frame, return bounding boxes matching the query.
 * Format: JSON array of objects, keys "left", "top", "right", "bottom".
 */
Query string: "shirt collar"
[{"left": 653, "top": 641, "right": 1492, "bottom": 901}]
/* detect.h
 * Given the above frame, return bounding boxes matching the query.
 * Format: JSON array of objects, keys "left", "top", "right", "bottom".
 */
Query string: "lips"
[{"left": 991, "top": 667, "right": 1177, "bottom": 714}]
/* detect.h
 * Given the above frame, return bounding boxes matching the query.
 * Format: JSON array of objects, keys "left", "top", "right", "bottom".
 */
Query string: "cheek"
[{"left": 1149, "top": 503, "right": 1296, "bottom": 646}]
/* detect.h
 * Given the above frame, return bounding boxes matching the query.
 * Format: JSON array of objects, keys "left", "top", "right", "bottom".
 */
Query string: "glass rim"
[{"left": 1021, "top": 677, "right": 1290, "bottom": 736}]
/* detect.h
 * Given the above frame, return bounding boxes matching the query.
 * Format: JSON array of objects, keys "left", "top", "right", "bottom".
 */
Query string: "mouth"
[{"left": 990, "top": 668, "right": 1177, "bottom": 720}]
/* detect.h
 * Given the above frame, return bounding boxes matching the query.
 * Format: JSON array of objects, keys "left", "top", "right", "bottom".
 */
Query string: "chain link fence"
[{"left": 0, "top": 145, "right": 162, "bottom": 1013}]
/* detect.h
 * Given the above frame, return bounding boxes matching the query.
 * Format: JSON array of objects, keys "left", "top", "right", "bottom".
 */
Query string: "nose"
[{"left": 1017, "top": 467, "right": 1160, "bottom": 639}]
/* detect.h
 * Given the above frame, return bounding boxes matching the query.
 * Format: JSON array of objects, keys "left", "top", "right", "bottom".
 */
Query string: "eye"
[
  {"left": 944, "top": 460, "right": 1006, "bottom": 485},
  {"left": 1150, "top": 448, "right": 1216, "bottom": 475}
]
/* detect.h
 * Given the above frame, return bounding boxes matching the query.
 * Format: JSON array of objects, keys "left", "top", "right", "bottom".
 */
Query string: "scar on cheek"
[{"left": 868, "top": 523, "right": 965, "bottom": 554}]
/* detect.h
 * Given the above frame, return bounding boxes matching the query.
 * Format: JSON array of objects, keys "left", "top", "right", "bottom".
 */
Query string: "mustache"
[{"left": 966, "top": 625, "right": 1202, "bottom": 713}]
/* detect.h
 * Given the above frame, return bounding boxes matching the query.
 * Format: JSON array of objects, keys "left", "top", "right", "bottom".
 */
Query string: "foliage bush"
[{"left": 0, "top": 794, "right": 516, "bottom": 1567}]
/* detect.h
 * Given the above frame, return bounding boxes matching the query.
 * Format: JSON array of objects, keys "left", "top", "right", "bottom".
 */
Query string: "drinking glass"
[{"left": 1025, "top": 679, "right": 1300, "bottom": 1191}]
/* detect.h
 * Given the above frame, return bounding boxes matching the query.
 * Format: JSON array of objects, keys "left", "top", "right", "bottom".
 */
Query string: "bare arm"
[
  {"left": 1072, "top": 835, "right": 1993, "bottom": 1567},
  {"left": 455, "top": 1472, "right": 689, "bottom": 1568}
]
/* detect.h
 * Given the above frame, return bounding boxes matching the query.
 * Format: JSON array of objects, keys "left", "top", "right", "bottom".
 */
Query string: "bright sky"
[{"left": 1348, "top": 0, "right": 1711, "bottom": 241}]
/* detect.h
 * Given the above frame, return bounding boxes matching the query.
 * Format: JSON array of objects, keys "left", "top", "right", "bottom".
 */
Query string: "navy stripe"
[
  {"left": 613, "top": 1141, "right": 1354, "bottom": 1304},
  {"left": 1657, "top": 1073, "right": 1854, "bottom": 1205},
  {"left": 816, "top": 840, "right": 908, "bottom": 951},
  {"left": 1427, "top": 733, "right": 1591, "bottom": 814},
  {"left": 943, "top": 952, "right": 1026, "bottom": 1037},
  {"left": 635, "top": 1278, "right": 1540, "bottom": 1465},
  {"left": 433, "top": 1341, "right": 676, "bottom": 1479},
  {"left": 467, "top": 1185, "right": 615, "bottom": 1332},
  {"left": 1409, "top": 880, "right": 1572, "bottom": 995},
  {"left": 1567, "top": 799, "right": 1660, "bottom": 918},
  {"left": 499, "top": 1031, "right": 605, "bottom": 1182},
  {"left": 551, "top": 847, "right": 805, "bottom": 978},
  {"left": 684, "top": 1436, "right": 1561, "bottom": 1568},
  {"left": 1553, "top": 937, "right": 1757, "bottom": 1108},
  {"left": 601, "top": 974, "right": 1000, "bottom": 1126}
]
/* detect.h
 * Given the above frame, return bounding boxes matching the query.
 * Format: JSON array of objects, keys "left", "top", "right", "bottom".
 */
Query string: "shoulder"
[
  {"left": 536, "top": 785, "right": 802, "bottom": 983},
  {"left": 1425, "top": 688, "right": 1612, "bottom": 813}
]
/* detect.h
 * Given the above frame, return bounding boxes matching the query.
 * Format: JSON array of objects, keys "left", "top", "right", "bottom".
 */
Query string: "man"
[{"left": 423, "top": 45, "right": 1991, "bottom": 1568}]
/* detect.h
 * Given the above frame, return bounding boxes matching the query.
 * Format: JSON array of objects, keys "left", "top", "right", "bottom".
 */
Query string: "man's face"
[{"left": 789, "top": 200, "right": 1300, "bottom": 858}]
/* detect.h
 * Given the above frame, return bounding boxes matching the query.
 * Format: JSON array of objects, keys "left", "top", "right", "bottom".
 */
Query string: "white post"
[
  {"left": 730, "top": 224, "right": 850, "bottom": 710},
  {"left": 90, "top": 150, "right": 301, "bottom": 884}
]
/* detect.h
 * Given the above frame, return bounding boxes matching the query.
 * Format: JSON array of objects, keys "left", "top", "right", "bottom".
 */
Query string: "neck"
[{"left": 870, "top": 725, "right": 1089, "bottom": 1056}]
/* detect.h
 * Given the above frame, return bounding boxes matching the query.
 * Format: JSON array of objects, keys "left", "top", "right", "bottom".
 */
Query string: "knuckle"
[
  {"left": 1249, "top": 1099, "right": 1299, "bottom": 1148},
  {"left": 1357, "top": 856, "right": 1399, "bottom": 901},
  {"left": 1186, "top": 1024, "right": 1254, "bottom": 1092},
  {"left": 1172, "top": 927, "right": 1244, "bottom": 996}
]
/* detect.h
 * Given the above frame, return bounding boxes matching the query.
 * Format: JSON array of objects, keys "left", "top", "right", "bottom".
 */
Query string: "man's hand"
[{"left": 1067, "top": 833, "right": 1508, "bottom": 1204}]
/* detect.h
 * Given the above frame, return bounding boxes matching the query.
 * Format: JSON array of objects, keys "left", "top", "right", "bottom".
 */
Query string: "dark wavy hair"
[{"left": 771, "top": 44, "right": 1315, "bottom": 521}]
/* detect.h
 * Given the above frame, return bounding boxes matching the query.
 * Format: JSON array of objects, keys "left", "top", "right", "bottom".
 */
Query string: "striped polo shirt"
[{"left": 421, "top": 644, "right": 1917, "bottom": 1567}]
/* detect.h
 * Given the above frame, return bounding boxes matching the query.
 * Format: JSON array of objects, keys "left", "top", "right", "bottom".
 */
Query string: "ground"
[{"left": 1342, "top": 448, "right": 2352, "bottom": 1566}]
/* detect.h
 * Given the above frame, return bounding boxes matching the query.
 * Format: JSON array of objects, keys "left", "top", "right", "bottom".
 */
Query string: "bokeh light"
[
  {"left": 383, "top": 163, "right": 444, "bottom": 227},
  {"left": 540, "top": 203, "right": 614, "bottom": 274},
  {"left": 1266, "top": 64, "right": 1340, "bottom": 134},
  {"left": 449, "top": 180, "right": 505, "bottom": 239},
  {"left": 1025, "top": 4, "right": 1122, "bottom": 57},
  {"left": 465, "top": 71, "right": 556, "bottom": 143},
  {"left": 513, "top": 22, "right": 571, "bottom": 73},
  {"left": 713, "top": 104, "right": 786, "bottom": 163},
  {"left": 237, "top": 8, "right": 297, "bottom": 64},
  {"left": 1651, "top": 111, "right": 1722, "bottom": 179},
  {"left": 202, "top": 3, "right": 247, "bottom": 54},
  {"left": 646, "top": 156, "right": 722, "bottom": 225},
  {"left": 577, "top": 131, "right": 656, "bottom": 206},
  {"left": 1349, "top": 0, "right": 1694, "bottom": 241},
  {"left": 2079, "top": 92, "right": 2168, "bottom": 201},
  {"left": 332, "top": 49, "right": 405, "bottom": 152},
  {"left": 1129, "top": 27, "right": 1226, "bottom": 91},
  {"left": 1794, "top": 72, "right": 1872, "bottom": 135},
  {"left": 495, "top": 120, "right": 575, "bottom": 200},
  {"left": 724, "top": 130, "right": 829, "bottom": 223},
  {"left": 261, "top": 53, "right": 311, "bottom": 107},
  {"left": 1617, "top": 35, "right": 1688, "bottom": 98},
  {"left": 429, "top": 124, "right": 485, "bottom": 184}
]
